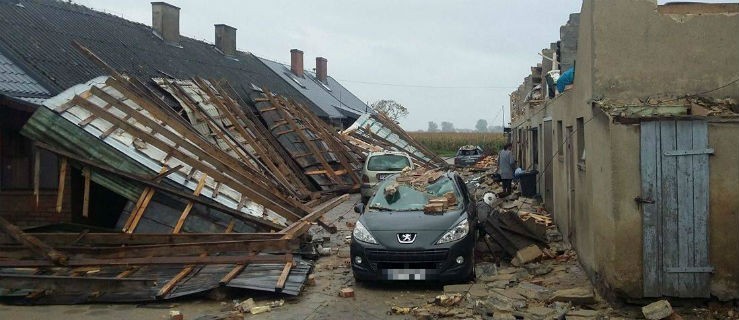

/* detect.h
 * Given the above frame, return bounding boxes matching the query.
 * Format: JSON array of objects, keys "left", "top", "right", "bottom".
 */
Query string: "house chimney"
[
  {"left": 151, "top": 2, "right": 180, "bottom": 44},
  {"left": 316, "top": 57, "right": 327, "bottom": 83},
  {"left": 290, "top": 49, "right": 304, "bottom": 77},
  {"left": 214, "top": 24, "right": 237, "bottom": 57}
]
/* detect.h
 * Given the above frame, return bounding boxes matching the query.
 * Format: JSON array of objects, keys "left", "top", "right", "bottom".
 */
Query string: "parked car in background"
[
  {"left": 360, "top": 151, "right": 414, "bottom": 204},
  {"left": 351, "top": 172, "right": 477, "bottom": 282},
  {"left": 454, "top": 145, "right": 484, "bottom": 167}
]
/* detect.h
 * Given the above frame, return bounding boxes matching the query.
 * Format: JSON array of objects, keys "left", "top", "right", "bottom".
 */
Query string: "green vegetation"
[{"left": 409, "top": 132, "right": 506, "bottom": 157}]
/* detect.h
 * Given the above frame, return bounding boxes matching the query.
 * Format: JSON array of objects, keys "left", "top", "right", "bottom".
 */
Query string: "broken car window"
[
  {"left": 368, "top": 176, "right": 460, "bottom": 212},
  {"left": 367, "top": 154, "right": 411, "bottom": 171}
]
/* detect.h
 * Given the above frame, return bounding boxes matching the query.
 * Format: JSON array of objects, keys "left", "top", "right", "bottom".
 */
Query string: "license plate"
[{"left": 383, "top": 269, "right": 429, "bottom": 280}]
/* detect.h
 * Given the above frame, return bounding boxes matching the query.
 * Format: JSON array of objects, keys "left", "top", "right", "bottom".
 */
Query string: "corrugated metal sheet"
[
  {"left": 0, "top": 50, "right": 50, "bottom": 100},
  {"left": 344, "top": 113, "right": 447, "bottom": 167}
]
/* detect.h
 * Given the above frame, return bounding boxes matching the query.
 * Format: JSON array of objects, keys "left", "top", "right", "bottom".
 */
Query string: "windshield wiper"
[{"left": 368, "top": 205, "right": 394, "bottom": 211}]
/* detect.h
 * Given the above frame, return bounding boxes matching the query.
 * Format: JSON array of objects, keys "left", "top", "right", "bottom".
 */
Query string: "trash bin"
[{"left": 518, "top": 170, "right": 538, "bottom": 197}]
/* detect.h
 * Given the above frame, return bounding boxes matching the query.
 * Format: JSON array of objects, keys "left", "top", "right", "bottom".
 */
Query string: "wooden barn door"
[{"left": 640, "top": 120, "right": 712, "bottom": 297}]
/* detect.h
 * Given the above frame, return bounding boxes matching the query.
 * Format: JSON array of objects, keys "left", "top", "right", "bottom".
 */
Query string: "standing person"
[{"left": 497, "top": 143, "right": 516, "bottom": 196}]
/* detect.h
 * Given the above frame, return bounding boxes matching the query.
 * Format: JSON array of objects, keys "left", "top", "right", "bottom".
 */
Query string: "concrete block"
[
  {"left": 339, "top": 287, "right": 354, "bottom": 298},
  {"left": 642, "top": 300, "right": 673, "bottom": 320},
  {"left": 250, "top": 305, "right": 271, "bottom": 314},
  {"left": 511, "top": 245, "right": 542, "bottom": 266},
  {"left": 169, "top": 310, "right": 183, "bottom": 320},
  {"left": 236, "top": 298, "right": 255, "bottom": 313},
  {"left": 550, "top": 287, "right": 596, "bottom": 305}
]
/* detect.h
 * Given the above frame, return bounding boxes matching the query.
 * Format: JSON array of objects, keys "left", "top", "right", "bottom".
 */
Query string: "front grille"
[{"left": 365, "top": 249, "right": 449, "bottom": 264}]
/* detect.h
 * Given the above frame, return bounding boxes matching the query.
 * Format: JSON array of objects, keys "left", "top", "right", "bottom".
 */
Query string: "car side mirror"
[{"left": 354, "top": 202, "right": 365, "bottom": 214}]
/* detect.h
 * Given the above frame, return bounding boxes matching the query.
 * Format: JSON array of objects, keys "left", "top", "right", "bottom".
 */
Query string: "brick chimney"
[
  {"left": 214, "top": 24, "right": 237, "bottom": 57},
  {"left": 316, "top": 57, "right": 327, "bottom": 83},
  {"left": 290, "top": 49, "right": 304, "bottom": 77},
  {"left": 151, "top": 2, "right": 180, "bottom": 44}
]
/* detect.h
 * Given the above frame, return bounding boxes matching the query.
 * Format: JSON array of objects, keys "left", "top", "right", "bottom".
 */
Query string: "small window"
[
  {"left": 576, "top": 117, "right": 585, "bottom": 166},
  {"left": 1, "top": 129, "right": 58, "bottom": 190},
  {"left": 557, "top": 120, "right": 564, "bottom": 157}
]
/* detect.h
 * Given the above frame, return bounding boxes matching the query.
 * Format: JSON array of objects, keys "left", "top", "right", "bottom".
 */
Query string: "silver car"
[{"left": 360, "top": 151, "right": 414, "bottom": 203}]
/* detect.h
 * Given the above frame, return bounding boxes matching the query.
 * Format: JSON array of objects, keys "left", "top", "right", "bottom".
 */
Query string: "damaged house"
[
  {"left": 510, "top": 1, "right": 739, "bottom": 300},
  {"left": 0, "top": 0, "right": 369, "bottom": 227},
  {"left": 0, "top": 0, "right": 388, "bottom": 303}
]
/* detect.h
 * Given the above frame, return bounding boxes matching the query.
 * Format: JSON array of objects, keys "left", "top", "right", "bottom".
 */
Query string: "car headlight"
[
  {"left": 436, "top": 218, "right": 469, "bottom": 244},
  {"left": 353, "top": 221, "right": 378, "bottom": 244}
]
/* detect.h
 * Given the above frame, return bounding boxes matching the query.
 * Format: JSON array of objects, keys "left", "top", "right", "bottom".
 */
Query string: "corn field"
[{"left": 409, "top": 132, "right": 506, "bottom": 156}]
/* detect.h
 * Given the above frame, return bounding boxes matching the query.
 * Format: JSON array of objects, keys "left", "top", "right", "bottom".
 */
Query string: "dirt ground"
[{"left": 1, "top": 193, "right": 737, "bottom": 320}]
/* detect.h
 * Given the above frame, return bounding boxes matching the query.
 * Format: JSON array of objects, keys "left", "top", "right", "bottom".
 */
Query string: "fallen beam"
[
  {"left": 0, "top": 253, "right": 292, "bottom": 268},
  {"left": 0, "top": 232, "right": 284, "bottom": 247},
  {"left": 0, "top": 216, "right": 68, "bottom": 266},
  {"left": 0, "top": 239, "right": 298, "bottom": 260}
]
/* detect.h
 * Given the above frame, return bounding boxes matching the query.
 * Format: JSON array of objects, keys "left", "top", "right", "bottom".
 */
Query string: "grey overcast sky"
[{"left": 73, "top": 0, "right": 702, "bottom": 131}]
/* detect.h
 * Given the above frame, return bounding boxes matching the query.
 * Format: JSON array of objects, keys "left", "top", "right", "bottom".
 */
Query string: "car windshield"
[
  {"left": 458, "top": 148, "right": 481, "bottom": 156},
  {"left": 367, "top": 177, "right": 461, "bottom": 212},
  {"left": 367, "top": 154, "right": 411, "bottom": 171}
]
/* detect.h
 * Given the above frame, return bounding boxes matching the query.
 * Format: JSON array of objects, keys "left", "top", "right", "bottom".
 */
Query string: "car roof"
[{"left": 368, "top": 150, "right": 411, "bottom": 156}]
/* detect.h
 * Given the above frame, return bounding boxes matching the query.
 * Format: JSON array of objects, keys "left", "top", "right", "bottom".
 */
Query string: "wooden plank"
[
  {"left": 263, "top": 89, "right": 342, "bottom": 185},
  {"left": 288, "top": 99, "right": 361, "bottom": 185},
  {"left": 641, "top": 121, "right": 661, "bottom": 297},
  {"left": 217, "top": 82, "right": 315, "bottom": 194},
  {"left": 157, "top": 263, "right": 198, "bottom": 298},
  {"left": 56, "top": 157, "right": 68, "bottom": 214},
  {"left": 691, "top": 120, "right": 711, "bottom": 297},
  {"left": 675, "top": 120, "right": 696, "bottom": 296},
  {"left": 33, "top": 147, "right": 40, "bottom": 207},
  {"left": 0, "top": 233, "right": 284, "bottom": 246},
  {"left": 660, "top": 120, "right": 680, "bottom": 296},
  {"left": 82, "top": 167, "right": 91, "bottom": 218},
  {"left": 151, "top": 164, "right": 184, "bottom": 181},
  {"left": 0, "top": 254, "right": 291, "bottom": 268},
  {"left": 77, "top": 89, "right": 307, "bottom": 221},
  {"left": 224, "top": 220, "right": 236, "bottom": 233},
  {"left": 0, "top": 239, "right": 297, "bottom": 260},
  {"left": 125, "top": 187, "right": 156, "bottom": 234},
  {"left": 275, "top": 256, "right": 294, "bottom": 290},
  {"left": 279, "top": 194, "right": 348, "bottom": 238},
  {"left": 193, "top": 78, "right": 300, "bottom": 196},
  {"left": 87, "top": 85, "right": 307, "bottom": 220},
  {"left": 115, "top": 267, "right": 138, "bottom": 279},
  {"left": 172, "top": 174, "right": 208, "bottom": 233},
  {"left": 219, "top": 264, "right": 245, "bottom": 285},
  {"left": 0, "top": 216, "right": 68, "bottom": 266}
]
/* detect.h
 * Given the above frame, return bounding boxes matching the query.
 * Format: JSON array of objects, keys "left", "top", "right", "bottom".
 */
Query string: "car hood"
[{"left": 358, "top": 209, "right": 469, "bottom": 249}]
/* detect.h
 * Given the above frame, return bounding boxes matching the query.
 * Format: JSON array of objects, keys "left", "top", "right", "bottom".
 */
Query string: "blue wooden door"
[{"left": 641, "top": 120, "right": 712, "bottom": 297}]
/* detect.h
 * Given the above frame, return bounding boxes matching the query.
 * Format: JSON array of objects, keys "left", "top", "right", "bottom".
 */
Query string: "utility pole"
[{"left": 501, "top": 105, "right": 505, "bottom": 130}]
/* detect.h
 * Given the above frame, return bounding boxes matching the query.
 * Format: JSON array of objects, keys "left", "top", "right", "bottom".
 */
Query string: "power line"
[{"left": 337, "top": 79, "right": 517, "bottom": 90}]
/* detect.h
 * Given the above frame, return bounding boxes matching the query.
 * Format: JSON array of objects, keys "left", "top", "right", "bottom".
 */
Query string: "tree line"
[{"left": 369, "top": 99, "right": 502, "bottom": 133}]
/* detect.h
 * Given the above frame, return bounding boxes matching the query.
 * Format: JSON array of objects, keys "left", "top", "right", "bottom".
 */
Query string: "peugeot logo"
[{"left": 397, "top": 233, "right": 416, "bottom": 244}]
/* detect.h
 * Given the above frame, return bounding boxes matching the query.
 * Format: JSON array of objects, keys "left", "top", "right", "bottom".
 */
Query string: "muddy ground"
[{"left": 1, "top": 193, "right": 737, "bottom": 320}]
